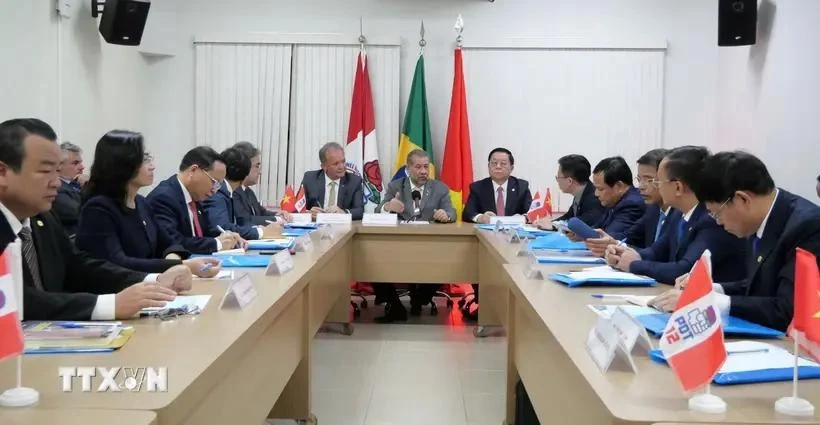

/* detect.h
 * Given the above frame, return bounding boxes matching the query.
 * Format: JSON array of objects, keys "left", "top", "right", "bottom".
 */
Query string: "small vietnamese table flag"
[
  {"left": 776, "top": 247, "right": 819, "bottom": 416},
  {"left": 279, "top": 185, "right": 296, "bottom": 213},
  {"left": 659, "top": 250, "right": 727, "bottom": 413}
]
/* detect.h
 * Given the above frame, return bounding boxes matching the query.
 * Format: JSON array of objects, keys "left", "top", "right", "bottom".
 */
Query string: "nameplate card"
[
  {"left": 506, "top": 231, "right": 522, "bottom": 244},
  {"left": 266, "top": 250, "right": 295, "bottom": 276},
  {"left": 493, "top": 219, "right": 502, "bottom": 234},
  {"left": 362, "top": 213, "right": 398, "bottom": 227},
  {"left": 490, "top": 215, "right": 526, "bottom": 226},
  {"left": 610, "top": 306, "right": 653, "bottom": 354},
  {"left": 516, "top": 241, "right": 532, "bottom": 257},
  {"left": 524, "top": 253, "right": 546, "bottom": 280},
  {"left": 584, "top": 315, "right": 639, "bottom": 374},
  {"left": 316, "top": 213, "right": 353, "bottom": 225},
  {"left": 220, "top": 273, "right": 257, "bottom": 309},
  {"left": 290, "top": 213, "right": 313, "bottom": 224},
  {"left": 294, "top": 235, "right": 313, "bottom": 252}
]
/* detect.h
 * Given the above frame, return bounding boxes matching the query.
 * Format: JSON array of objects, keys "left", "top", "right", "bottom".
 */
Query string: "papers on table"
[
  {"left": 401, "top": 221, "right": 430, "bottom": 225},
  {"left": 590, "top": 293, "right": 657, "bottom": 307},
  {"left": 588, "top": 304, "right": 661, "bottom": 318},
  {"left": 535, "top": 255, "right": 606, "bottom": 265},
  {"left": 550, "top": 268, "right": 656, "bottom": 287},
  {"left": 22, "top": 321, "right": 134, "bottom": 354},
  {"left": 213, "top": 248, "right": 246, "bottom": 255},
  {"left": 140, "top": 295, "right": 211, "bottom": 313},
  {"left": 194, "top": 270, "right": 234, "bottom": 280},
  {"left": 247, "top": 238, "right": 295, "bottom": 250}
]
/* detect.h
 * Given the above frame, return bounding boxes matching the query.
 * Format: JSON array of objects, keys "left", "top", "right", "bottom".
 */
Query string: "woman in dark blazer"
[{"left": 76, "top": 130, "right": 221, "bottom": 277}]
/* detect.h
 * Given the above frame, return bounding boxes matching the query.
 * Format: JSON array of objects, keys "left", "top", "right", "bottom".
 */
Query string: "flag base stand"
[
  {"left": 688, "top": 393, "right": 726, "bottom": 414},
  {"left": 0, "top": 387, "right": 39, "bottom": 407},
  {"left": 775, "top": 396, "right": 815, "bottom": 416}
]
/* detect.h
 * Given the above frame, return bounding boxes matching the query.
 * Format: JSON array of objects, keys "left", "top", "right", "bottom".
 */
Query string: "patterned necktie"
[
  {"left": 496, "top": 187, "right": 505, "bottom": 216},
  {"left": 654, "top": 210, "right": 666, "bottom": 242},
  {"left": 328, "top": 181, "right": 338, "bottom": 208},
  {"left": 18, "top": 226, "right": 44, "bottom": 290},
  {"left": 188, "top": 201, "right": 203, "bottom": 237}
]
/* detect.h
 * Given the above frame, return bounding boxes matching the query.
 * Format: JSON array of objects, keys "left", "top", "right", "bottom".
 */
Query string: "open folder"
[
  {"left": 528, "top": 233, "right": 587, "bottom": 251},
  {"left": 635, "top": 312, "right": 784, "bottom": 338},
  {"left": 209, "top": 255, "right": 271, "bottom": 268},
  {"left": 549, "top": 269, "right": 656, "bottom": 287},
  {"left": 649, "top": 341, "right": 820, "bottom": 385},
  {"left": 247, "top": 238, "right": 295, "bottom": 250}
]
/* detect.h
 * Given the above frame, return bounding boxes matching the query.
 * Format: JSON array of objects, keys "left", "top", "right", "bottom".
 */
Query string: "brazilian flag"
[{"left": 392, "top": 55, "right": 434, "bottom": 180}]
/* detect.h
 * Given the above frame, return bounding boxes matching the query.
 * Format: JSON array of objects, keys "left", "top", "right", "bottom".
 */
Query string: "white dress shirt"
[
  {"left": 0, "top": 202, "right": 158, "bottom": 321},
  {"left": 713, "top": 189, "right": 779, "bottom": 315},
  {"left": 178, "top": 177, "right": 221, "bottom": 250},
  {"left": 323, "top": 174, "right": 341, "bottom": 209},
  {"left": 474, "top": 180, "right": 508, "bottom": 222}
]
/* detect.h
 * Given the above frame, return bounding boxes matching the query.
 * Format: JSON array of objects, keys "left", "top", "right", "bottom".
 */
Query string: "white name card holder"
[
  {"left": 294, "top": 235, "right": 313, "bottom": 252},
  {"left": 516, "top": 240, "right": 532, "bottom": 257},
  {"left": 316, "top": 213, "right": 353, "bottom": 226},
  {"left": 584, "top": 315, "right": 639, "bottom": 374},
  {"left": 266, "top": 250, "right": 295, "bottom": 276},
  {"left": 493, "top": 219, "right": 503, "bottom": 234},
  {"left": 611, "top": 306, "right": 654, "bottom": 356},
  {"left": 362, "top": 213, "right": 398, "bottom": 227},
  {"left": 220, "top": 273, "right": 258, "bottom": 309},
  {"left": 523, "top": 253, "right": 546, "bottom": 280},
  {"left": 490, "top": 215, "right": 526, "bottom": 226},
  {"left": 506, "top": 230, "right": 522, "bottom": 244},
  {"left": 290, "top": 213, "right": 313, "bottom": 224}
]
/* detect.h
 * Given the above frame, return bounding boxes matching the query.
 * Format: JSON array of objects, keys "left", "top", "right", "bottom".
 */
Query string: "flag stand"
[
  {"left": 0, "top": 356, "right": 39, "bottom": 407},
  {"left": 688, "top": 383, "right": 726, "bottom": 413},
  {"left": 774, "top": 333, "right": 815, "bottom": 416}
]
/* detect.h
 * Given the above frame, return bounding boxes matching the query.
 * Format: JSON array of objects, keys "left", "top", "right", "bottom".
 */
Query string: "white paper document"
[
  {"left": 587, "top": 304, "right": 660, "bottom": 318},
  {"left": 141, "top": 295, "right": 211, "bottom": 313},
  {"left": 720, "top": 341, "right": 820, "bottom": 373},
  {"left": 194, "top": 270, "right": 234, "bottom": 280}
]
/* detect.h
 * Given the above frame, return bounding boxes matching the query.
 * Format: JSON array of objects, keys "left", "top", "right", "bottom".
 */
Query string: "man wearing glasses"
[
  {"left": 603, "top": 146, "right": 746, "bottom": 285},
  {"left": 540, "top": 154, "right": 605, "bottom": 228},
  {"left": 148, "top": 146, "right": 244, "bottom": 254},
  {"left": 651, "top": 151, "right": 820, "bottom": 331}
]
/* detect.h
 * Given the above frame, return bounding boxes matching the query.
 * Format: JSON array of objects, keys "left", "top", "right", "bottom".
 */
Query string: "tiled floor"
[{"left": 270, "top": 296, "right": 507, "bottom": 425}]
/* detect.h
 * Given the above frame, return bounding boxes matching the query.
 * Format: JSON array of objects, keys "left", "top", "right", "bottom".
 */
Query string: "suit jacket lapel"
[
  {"left": 504, "top": 178, "right": 517, "bottom": 215},
  {"left": 746, "top": 193, "right": 788, "bottom": 290},
  {"left": 419, "top": 181, "right": 432, "bottom": 211},
  {"left": 315, "top": 172, "right": 326, "bottom": 208},
  {"left": 674, "top": 205, "right": 702, "bottom": 257},
  {"left": 138, "top": 202, "right": 156, "bottom": 249},
  {"left": 30, "top": 216, "right": 55, "bottom": 291}
]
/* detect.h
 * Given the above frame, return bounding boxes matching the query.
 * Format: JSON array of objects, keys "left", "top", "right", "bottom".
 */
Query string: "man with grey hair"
[
  {"left": 297, "top": 142, "right": 364, "bottom": 220},
  {"left": 53, "top": 141, "right": 88, "bottom": 236},
  {"left": 231, "top": 141, "right": 288, "bottom": 224}
]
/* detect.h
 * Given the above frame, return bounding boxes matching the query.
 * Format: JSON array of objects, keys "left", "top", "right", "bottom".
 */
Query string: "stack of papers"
[
  {"left": 22, "top": 321, "right": 133, "bottom": 354},
  {"left": 550, "top": 269, "right": 656, "bottom": 287},
  {"left": 650, "top": 341, "right": 820, "bottom": 385}
]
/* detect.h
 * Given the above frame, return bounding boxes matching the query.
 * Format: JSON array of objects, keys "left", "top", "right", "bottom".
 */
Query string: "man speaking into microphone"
[{"left": 372, "top": 149, "right": 456, "bottom": 322}]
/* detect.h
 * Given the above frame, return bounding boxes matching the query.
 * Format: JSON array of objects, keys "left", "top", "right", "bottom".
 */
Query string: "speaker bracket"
[{"left": 91, "top": 0, "right": 105, "bottom": 18}]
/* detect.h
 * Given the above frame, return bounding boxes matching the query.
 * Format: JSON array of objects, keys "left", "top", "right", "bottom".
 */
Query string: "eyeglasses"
[
  {"left": 489, "top": 161, "right": 510, "bottom": 168},
  {"left": 555, "top": 175, "right": 570, "bottom": 181},
  {"left": 635, "top": 176, "right": 657, "bottom": 186},
  {"left": 650, "top": 179, "right": 676, "bottom": 188},
  {"left": 201, "top": 168, "right": 222, "bottom": 191},
  {"left": 708, "top": 196, "right": 734, "bottom": 221}
]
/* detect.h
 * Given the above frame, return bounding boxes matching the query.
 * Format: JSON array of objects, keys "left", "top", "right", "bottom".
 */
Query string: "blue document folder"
[
  {"left": 649, "top": 343, "right": 820, "bottom": 385},
  {"left": 199, "top": 255, "right": 271, "bottom": 268},
  {"left": 635, "top": 313, "right": 784, "bottom": 338},
  {"left": 246, "top": 239, "right": 295, "bottom": 250},
  {"left": 536, "top": 256, "right": 606, "bottom": 265},
  {"left": 285, "top": 223, "right": 319, "bottom": 230},
  {"left": 281, "top": 228, "right": 312, "bottom": 237},
  {"left": 549, "top": 272, "right": 656, "bottom": 288},
  {"left": 528, "top": 233, "right": 587, "bottom": 251}
]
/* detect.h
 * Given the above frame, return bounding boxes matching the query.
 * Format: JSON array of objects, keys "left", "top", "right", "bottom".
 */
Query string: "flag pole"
[
  {"left": 358, "top": 16, "right": 366, "bottom": 53},
  {"left": 419, "top": 20, "right": 426, "bottom": 55},
  {"left": 454, "top": 14, "right": 464, "bottom": 48},
  {"left": 16, "top": 356, "right": 21, "bottom": 388},
  {"left": 774, "top": 332, "right": 815, "bottom": 416}
]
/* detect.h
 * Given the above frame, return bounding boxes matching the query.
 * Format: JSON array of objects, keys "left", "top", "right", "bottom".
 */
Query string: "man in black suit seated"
[
  {"left": 552, "top": 154, "right": 605, "bottom": 225},
  {"left": 462, "top": 147, "right": 532, "bottom": 319},
  {"left": 147, "top": 147, "right": 243, "bottom": 254},
  {"left": 0, "top": 118, "right": 191, "bottom": 320},
  {"left": 298, "top": 142, "right": 364, "bottom": 220},
  {"left": 231, "top": 141, "right": 288, "bottom": 224},
  {"left": 52, "top": 142, "right": 87, "bottom": 237},
  {"left": 585, "top": 148, "right": 671, "bottom": 255},
  {"left": 576, "top": 156, "right": 645, "bottom": 241},
  {"left": 652, "top": 151, "right": 820, "bottom": 331}
]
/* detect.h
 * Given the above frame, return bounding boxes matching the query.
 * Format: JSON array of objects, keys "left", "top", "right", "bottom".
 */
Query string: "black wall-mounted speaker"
[
  {"left": 98, "top": 0, "right": 151, "bottom": 46},
  {"left": 718, "top": 0, "right": 757, "bottom": 46}
]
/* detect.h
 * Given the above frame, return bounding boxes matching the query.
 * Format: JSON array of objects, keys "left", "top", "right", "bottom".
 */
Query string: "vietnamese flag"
[
  {"left": 789, "top": 248, "right": 820, "bottom": 361},
  {"left": 279, "top": 185, "right": 296, "bottom": 213},
  {"left": 441, "top": 48, "right": 473, "bottom": 221}
]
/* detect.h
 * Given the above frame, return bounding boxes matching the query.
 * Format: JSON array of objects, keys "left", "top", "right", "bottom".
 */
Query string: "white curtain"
[
  {"left": 194, "top": 43, "right": 292, "bottom": 203},
  {"left": 464, "top": 48, "right": 665, "bottom": 212},
  {"left": 287, "top": 45, "right": 401, "bottom": 187}
]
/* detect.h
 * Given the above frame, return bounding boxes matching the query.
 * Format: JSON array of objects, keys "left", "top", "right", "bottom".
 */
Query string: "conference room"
[{"left": 2, "top": 1, "right": 820, "bottom": 425}]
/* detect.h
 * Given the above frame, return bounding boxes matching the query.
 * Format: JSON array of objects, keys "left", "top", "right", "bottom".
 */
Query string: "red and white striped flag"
[
  {"left": 527, "top": 190, "right": 550, "bottom": 222},
  {"left": 294, "top": 185, "right": 307, "bottom": 213},
  {"left": 660, "top": 251, "right": 726, "bottom": 392},
  {"left": 0, "top": 248, "right": 24, "bottom": 362}
]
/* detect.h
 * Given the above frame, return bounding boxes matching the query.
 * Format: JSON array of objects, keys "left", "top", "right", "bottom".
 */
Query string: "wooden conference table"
[{"left": 0, "top": 223, "right": 818, "bottom": 425}]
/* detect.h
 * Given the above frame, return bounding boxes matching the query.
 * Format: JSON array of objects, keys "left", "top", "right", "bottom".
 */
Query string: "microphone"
[{"left": 411, "top": 190, "right": 421, "bottom": 220}]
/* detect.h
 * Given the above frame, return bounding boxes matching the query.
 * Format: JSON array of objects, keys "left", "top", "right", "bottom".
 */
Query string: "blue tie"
[
  {"left": 654, "top": 210, "right": 666, "bottom": 242},
  {"left": 751, "top": 235, "right": 761, "bottom": 258},
  {"left": 677, "top": 219, "right": 688, "bottom": 244}
]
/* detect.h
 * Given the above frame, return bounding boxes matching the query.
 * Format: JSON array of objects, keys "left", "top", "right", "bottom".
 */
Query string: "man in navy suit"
[
  {"left": 577, "top": 156, "right": 645, "bottom": 241},
  {"left": 652, "top": 151, "right": 820, "bottom": 331},
  {"left": 147, "top": 147, "right": 243, "bottom": 254},
  {"left": 298, "top": 142, "right": 364, "bottom": 220},
  {"left": 231, "top": 141, "right": 287, "bottom": 225},
  {"left": 547, "top": 154, "right": 604, "bottom": 227},
  {"left": 202, "top": 147, "right": 281, "bottom": 240},
  {"left": 586, "top": 148, "right": 672, "bottom": 256},
  {"left": 462, "top": 147, "right": 532, "bottom": 319},
  {"left": 605, "top": 146, "right": 746, "bottom": 284}
]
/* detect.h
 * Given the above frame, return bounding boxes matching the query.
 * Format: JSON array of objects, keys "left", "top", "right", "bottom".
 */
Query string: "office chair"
[
  {"left": 398, "top": 285, "right": 455, "bottom": 316},
  {"left": 350, "top": 282, "right": 370, "bottom": 318}
]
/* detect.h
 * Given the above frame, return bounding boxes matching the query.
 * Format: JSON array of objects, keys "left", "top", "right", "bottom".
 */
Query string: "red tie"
[
  {"left": 496, "top": 187, "right": 505, "bottom": 216},
  {"left": 189, "top": 201, "right": 203, "bottom": 237}
]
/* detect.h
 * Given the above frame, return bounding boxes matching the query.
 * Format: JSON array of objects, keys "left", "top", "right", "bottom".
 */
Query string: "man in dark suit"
[
  {"left": 373, "top": 149, "right": 456, "bottom": 322},
  {"left": 462, "top": 147, "right": 532, "bottom": 319},
  {"left": 52, "top": 142, "right": 86, "bottom": 236},
  {"left": 147, "top": 146, "right": 243, "bottom": 254},
  {"left": 606, "top": 147, "right": 746, "bottom": 284},
  {"left": 0, "top": 118, "right": 190, "bottom": 320},
  {"left": 551, "top": 154, "right": 605, "bottom": 225},
  {"left": 231, "top": 141, "right": 287, "bottom": 225},
  {"left": 652, "top": 151, "right": 820, "bottom": 331},
  {"left": 298, "top": 142, "right": 364, "bottom": 220},
  {"left": 586, "top": 148, "right": 672, "bottom": 255},
  {"left": 202, "top": 147, "right": 281, "bottom": 240},
  {"left": 580, "top": 156, "right": 645, "bottom": 241}
]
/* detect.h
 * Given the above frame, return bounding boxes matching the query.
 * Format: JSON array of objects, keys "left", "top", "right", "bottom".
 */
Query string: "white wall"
[{"left": 2, "top": 0, "right": 818, "bottom": 200}]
